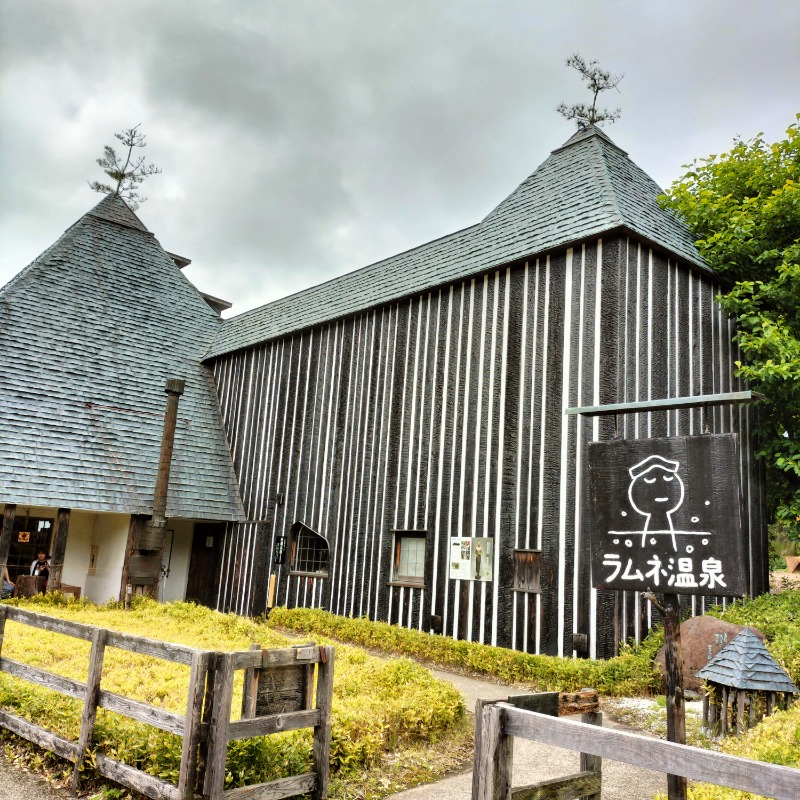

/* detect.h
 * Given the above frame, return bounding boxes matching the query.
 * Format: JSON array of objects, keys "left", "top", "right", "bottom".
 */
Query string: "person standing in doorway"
[{"left": 30, "top": 550, "right": 50, "bottom": 579}]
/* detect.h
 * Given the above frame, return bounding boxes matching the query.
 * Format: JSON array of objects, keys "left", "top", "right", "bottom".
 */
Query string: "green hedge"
[
  {"left": 267, "top": 607, "right": 663, "bottom": 696},
  {"left": 270, "top": 592, "right": 800, "bottom": 693}
]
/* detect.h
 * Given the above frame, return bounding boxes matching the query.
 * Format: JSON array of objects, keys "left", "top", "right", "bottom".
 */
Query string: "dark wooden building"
[{"left": 202, "top": 126, "right": 767, "bottom": 658}]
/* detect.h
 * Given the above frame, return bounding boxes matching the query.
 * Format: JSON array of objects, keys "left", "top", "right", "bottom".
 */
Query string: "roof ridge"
[
  {"left": 208, "top": 222, "right": 478, "bottom": 330},
  {"left": 551, "top": 124, "right": 628, "bottom": 155},
  {"left": 206, "top": 127, "right": 708, "bottom": 358},
  {"left": 86, "top": 193, "right": 150, "bottom": 232},
  {"left": 0, "top": 224, "right": 80, "bottom": 299},
  {"left": 585, "top": 133, "right": 626, "bottom": 227},
  {"left": 1, "top": 198, "right": 155, "bottom": 299}
]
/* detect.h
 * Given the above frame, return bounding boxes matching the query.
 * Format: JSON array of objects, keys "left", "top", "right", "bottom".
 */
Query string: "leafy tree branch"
[{"left": 660, "top": 116, "right": 800, "bottom": 540}]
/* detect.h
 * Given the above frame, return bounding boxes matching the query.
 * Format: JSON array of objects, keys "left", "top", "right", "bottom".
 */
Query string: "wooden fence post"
[
  {"left": 0, "top": 606, "right": 7, "bottom": 658},
  {"left": 580, "top": 711, "right": 603, "bottom": 800},
  {"left": 195, "top": 653, "right": 217, "bottom": 793},
  {"left": 476, "top": 703, "right": 512, "bottom": 800},
  {"left": 203, "top": 653, "right": 234, "bottom": 800},
  {"left": 178, "top": 651, "right": 211, "bottom": 800},
  {"left": 73, "top": 628, "right": 107, "bottom": 789},
  {"left": 312, "top": 646, "right": 335, "bottom": 800},
  {"left": 472, "top": 699, "right": 495, "bottom": 800},
  {"left": 241, "top": 643, "right": 260, "bottom": 719},
  {"left": 662, "top": 592, "right": 687, "bottom": 800}
]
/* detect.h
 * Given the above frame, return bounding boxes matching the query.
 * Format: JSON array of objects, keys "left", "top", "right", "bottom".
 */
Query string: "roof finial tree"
[
  {"left": 89, "top": 124, "right": 161, "bottom": 210},
  {"left": 557, "top": 54, "right": 623, "bottom": 128}
]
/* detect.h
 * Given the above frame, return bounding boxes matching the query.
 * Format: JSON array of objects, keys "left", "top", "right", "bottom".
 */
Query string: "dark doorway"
[
  {"left": 9, "top": 516, "right": 53, "bottom": 582},
  {"left": 185, "top": 523, "right": 225, "bottom": 608}
]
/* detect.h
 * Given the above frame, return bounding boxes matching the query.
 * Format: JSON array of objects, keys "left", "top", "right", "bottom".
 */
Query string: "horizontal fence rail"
[
  {"left": 0, "top": 606, "right": 334, "bottom": 800},
  {"left": 476, "top": 702, "right": 800, "bottom": 800}
]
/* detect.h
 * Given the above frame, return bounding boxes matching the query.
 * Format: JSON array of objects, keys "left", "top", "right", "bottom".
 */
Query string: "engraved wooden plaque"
[{"left": 255, "top": 664, "right": 308, "bottom": 716}]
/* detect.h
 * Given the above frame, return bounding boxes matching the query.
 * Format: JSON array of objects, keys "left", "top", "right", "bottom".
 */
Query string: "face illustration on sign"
[
  {"left": 628, "top": 455, "right": 685, "bottom": 544},
  {"left": 588, "top": 435, "right": 747, "bottom": 597}
]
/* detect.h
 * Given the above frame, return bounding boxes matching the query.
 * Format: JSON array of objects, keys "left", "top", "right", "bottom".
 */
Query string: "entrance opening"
[
  {"left": 185, "top": 522, "right": 225, "bottom": 608},
  {"left": 8, "top": 516, "right": 53, "bottom": 582}
]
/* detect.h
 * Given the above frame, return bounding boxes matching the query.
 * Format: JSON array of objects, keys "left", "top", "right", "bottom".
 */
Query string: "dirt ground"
[{"left": 770, "top": 569, "right": 800, "bottom": 592}]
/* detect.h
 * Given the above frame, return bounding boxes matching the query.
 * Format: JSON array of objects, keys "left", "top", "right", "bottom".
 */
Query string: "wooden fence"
[
  {"left": 0, "top": 606, "right": 334, "bottom": 800},
  {"left": 473, "top": 691, "right": 602, "bottom": 800},
  {"left": 474, "top": 700, "right": 800, "bottom": 800}
]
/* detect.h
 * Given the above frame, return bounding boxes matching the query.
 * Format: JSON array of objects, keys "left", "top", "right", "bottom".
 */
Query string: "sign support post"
[
  {"left": 645, "top": 590, "right": 687, "bottom": 800},
  {"left": 572, "top": 390, "right": 760, "bottom": 800}
]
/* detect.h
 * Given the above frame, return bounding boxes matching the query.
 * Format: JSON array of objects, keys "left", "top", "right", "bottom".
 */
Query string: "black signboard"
[{"left": 587, "top": 434, "right": 746, "bottom": 596}]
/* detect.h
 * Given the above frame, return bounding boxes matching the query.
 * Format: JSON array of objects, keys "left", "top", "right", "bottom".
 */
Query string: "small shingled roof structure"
[
  {"left": 697, "top": 627, "right": 797, "bottom": 736},
  {"left": 696, "top": 627, "right": 798, "bottom": 694},
  {"left": 205, "top": 124, "right": 708, "bottom": 360},
  {"left": 0, "top": 194, "right": 245, "bottom": 521}
]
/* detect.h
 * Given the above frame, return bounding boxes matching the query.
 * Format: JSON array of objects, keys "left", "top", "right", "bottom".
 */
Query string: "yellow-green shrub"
[
  {"left": 267, "top": 606, "right": 663, "bottom": 695},
  {"left": 0, "top": 596, "right": 464, "bottom": 785},
  {"left": 686, "top": 702, "right": 800, "bottom": 800}
]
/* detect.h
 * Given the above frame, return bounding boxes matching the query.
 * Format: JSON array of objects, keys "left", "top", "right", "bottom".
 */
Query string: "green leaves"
[{"left": 661, "top": 116, "right": 800, "bottom": 540}]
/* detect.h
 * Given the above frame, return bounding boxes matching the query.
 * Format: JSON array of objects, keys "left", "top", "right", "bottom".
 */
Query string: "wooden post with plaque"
[{"left": 215, "top": 643, "right": 335, "bottom": 800}]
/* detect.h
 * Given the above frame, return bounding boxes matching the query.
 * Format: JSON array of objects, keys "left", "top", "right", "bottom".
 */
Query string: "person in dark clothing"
[{"left": 30, "top": 550, "right": 50, "bottom": 579}]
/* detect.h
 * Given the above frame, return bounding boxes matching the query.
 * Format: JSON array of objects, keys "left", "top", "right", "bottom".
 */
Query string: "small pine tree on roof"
[
  {"left": 89, "top": 124, "right": 161, "bottom": 210},
  {"left": 557, "top": 54, "right": 623, "bottom": 128}
]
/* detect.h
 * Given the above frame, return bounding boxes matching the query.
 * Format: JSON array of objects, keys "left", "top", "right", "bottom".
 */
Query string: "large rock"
[{"left": 655, "top": 616, "right": 766, "bottom": 692}]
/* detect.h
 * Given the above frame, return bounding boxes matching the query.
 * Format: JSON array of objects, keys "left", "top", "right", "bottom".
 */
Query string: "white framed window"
[
  {"left": 289, "top": 522, "right": 329, "bottom": 578},
  {"left": 391, "top": 531, "right": 427, "bottom": 587}
]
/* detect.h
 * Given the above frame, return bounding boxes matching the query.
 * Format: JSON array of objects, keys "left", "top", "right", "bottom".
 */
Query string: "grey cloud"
[{"left": 1, "top": 1, "right": 798, "bottom": 314}]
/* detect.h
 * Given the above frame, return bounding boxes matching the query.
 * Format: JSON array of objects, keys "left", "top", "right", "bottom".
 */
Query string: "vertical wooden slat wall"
[{"left": 209, "top": 235, "right": 763, "bottom": 658}]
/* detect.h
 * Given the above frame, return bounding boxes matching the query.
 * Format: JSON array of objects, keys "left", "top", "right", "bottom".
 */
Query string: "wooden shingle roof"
[
  {"left": 205, "top": 125, "right": 708, "bottom": 359},
  {"left": 696, "top": 627, "right": 798, "bottom": 693},
  {"left": 0, "top": 194, "right": 245, "bottom": 521}
]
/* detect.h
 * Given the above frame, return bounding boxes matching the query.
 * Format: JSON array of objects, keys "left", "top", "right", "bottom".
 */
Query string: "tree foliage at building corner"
[
  {"left": 660, "top": 116, "right": 800, "bottom": 540},
  {"left": 89, "top": 124, "right": 161, "bottom": 210}
]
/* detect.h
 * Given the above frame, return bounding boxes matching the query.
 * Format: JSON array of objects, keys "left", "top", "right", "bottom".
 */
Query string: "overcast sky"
[{"left": 1, "top": 1, "right": 798, "bottom": 316}]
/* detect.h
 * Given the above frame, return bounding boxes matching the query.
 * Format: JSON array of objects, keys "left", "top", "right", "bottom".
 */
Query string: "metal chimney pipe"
[{"left": 138, "top": 378, "right": 185, "bottom": 552}]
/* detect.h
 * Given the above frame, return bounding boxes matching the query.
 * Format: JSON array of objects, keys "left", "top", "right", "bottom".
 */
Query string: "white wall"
[
  {"left": 159, "top": 520, "right": 193, "bottom": 602},
  {"left": 61, "top": 509, "right": 94, "bottom": 590},
  {"left": 22, "top": 508, "right": 199, "bottom": 605},
  {"left": 82, "top": 513, "right": 130, "bottom": 603}
]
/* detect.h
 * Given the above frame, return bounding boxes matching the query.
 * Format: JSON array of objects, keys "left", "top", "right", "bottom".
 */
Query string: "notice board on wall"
[
  {"left": 587, "top": 434, "right": 746, "bottom": 596},
  {"left": 449, "top": 537, "right": 494, "bottom": 582}
]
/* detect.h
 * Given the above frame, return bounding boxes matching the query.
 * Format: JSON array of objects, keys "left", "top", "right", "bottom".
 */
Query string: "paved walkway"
[{"left": 388, "top": 669, "right": 668, "bottom": 800}]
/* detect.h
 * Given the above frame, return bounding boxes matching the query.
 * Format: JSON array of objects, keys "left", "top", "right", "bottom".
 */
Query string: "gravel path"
[
  {"left": 388, "top": 669, "right": 668, "bottom": 800},
  {"left": 0, "top": 753, "right": 81, "bottom": 800}
]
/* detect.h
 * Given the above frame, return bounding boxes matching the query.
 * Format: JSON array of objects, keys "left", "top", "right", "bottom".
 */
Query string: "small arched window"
[{"left": 289, "top": 522, "right": 329, "bottom": 578}]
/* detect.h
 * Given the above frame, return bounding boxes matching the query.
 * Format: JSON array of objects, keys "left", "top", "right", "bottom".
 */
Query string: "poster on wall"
[
  {"left": 449, "top": 537, "right": 494, "bottom": 582},
  {"left": 587, "top": 434, "right": 746, "bottom": 596}
]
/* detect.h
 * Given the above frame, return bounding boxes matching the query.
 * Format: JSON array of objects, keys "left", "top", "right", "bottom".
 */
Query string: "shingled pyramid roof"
[
  {"left": 205, "top": 125, "right": 707, "bottom": 359},
  {"left": 696, "top": 627, "right": 798, "bottom": 693},
  {"left": 0, "top": 194, "right": 245, "bottom": 521}
]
